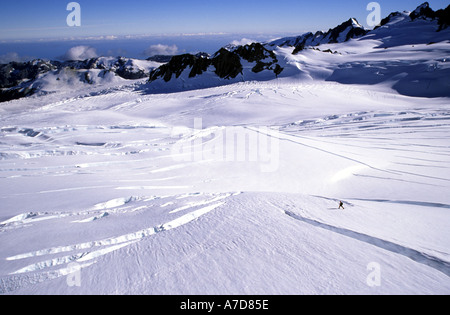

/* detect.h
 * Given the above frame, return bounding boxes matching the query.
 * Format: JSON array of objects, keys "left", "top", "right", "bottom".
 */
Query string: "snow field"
[{"left": 0, "top": 64, "right": 449, "bottom": 294}]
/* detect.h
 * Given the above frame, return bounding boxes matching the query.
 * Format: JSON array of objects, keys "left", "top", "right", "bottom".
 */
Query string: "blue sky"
[{"left": 1, "top": 0, "right": 449, "bottom": 41}]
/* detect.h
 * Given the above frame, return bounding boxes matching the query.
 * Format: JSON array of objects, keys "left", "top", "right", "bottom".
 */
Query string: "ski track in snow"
[{"left": 283, "top": 209, "right": 450, "bottom": 277}]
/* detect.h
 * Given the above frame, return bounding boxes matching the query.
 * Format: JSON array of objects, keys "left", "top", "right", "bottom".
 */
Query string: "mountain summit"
[
  {"left": 267, "top": 17, "right": 367, "bottom": 49},
  {"left": 409, "top": 2, "right": 450, "bottom": 30}
]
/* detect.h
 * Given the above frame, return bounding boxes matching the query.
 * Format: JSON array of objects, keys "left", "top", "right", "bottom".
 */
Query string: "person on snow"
[{"left": 339, "top": 201, "right": 345, "bottom": 210}]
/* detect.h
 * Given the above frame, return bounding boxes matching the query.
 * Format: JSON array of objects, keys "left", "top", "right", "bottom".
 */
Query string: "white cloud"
[
  {"left": 0, "top": 52, "right": 22, "bottom": 64},
  {"left": 62, "top": 46, "right": 98, "bottom": 61},
  {"left": 230, "top": 38, "right": 257, "bottom": 46},
  {"left": 0, "top": 52, "right": 36, "bottom": 64},
  {"left": 143, "top": 44, "right": 179, "bottom": 57}
]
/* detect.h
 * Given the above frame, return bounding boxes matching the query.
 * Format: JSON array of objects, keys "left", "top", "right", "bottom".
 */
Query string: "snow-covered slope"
[
  {"left": 0, "top": 2, "right": 449, "bottom": 295},
  {"left": 0, "top": 80, "right": 449, "bottom": 294}
]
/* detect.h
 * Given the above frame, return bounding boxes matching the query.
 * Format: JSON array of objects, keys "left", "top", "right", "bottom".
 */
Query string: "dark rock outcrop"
[
  {"left": 436, "top": 5, "right": 450, "bottom": 31},
  {"left": 324, "top": 18, "right": 368, "bottom": 43},
  {"left": 149, "top": 53, "right": 211, "bottom": 82},
  {"left": 149, "top": 43, "right": 284, "bottom": 83},
  {"left": 211, "top": 48, "right": 243, "bottom": 79},
  {"left": 0, "top": 56, "right": 160, "bottom": 102},
  {"left": 272, "top": 17, "right": 367, "bottom": 53},
  {"left": 410, "top": 2, "right": 435, "bottom": 20},
  {"left": 399, "top": 2, "right": 449, "bottom": 31},
  {"left": 0, "top": 60, "right": 56, "bottom": 102},
  {"left": 0, "top": 60, "right": 57, "bottom": 89}
]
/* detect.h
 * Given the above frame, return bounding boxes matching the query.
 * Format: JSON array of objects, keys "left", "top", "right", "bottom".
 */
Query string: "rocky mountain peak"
[
  {"left": 410, "top": 2, "right": 435, "bottom": 20},
  {"left": 148, "top": 42, "right": 283, "bottom": 84}
]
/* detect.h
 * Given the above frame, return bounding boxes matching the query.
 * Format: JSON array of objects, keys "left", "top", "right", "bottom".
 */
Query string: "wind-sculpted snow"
[
  {"left": 0, "top": 79, "right": 449, "bottom": 294},
  {"left": 0, "top": 193, "right": 231, "bottom": 292}
]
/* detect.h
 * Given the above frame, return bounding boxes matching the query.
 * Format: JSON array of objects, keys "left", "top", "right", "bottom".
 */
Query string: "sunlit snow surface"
[{"left": 1, "top": 35, "right": 450, "bottom": 294}]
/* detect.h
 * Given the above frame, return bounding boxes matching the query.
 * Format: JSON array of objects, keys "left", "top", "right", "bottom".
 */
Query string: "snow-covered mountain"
[
  {"left": 0, "top": 57, "right": 162, "bottom": 102},
  {"left": 145, "top": 2, "right": 449, "bottom": 97},
  {"left": 144, "top": 17, "right": 370, "bottom": 91},
  {"left": 269, "top": 17, "right": 367, "bottom": 49},
  {"left": 149, "top": 43, "right": 283, "bottom": 83}
]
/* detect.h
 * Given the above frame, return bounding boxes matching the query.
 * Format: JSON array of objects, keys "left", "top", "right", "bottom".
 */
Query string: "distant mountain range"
[
  {"left": 1, "top": 2, "right": 449, "bottom": 102},
  {"left": 0, "top": 57, "right": 161, "bottom": 102}
]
